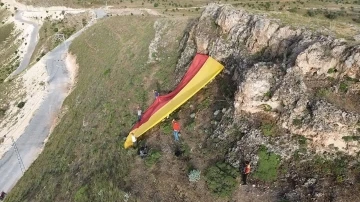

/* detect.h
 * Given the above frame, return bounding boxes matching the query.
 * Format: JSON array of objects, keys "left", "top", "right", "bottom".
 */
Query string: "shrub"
[
  {"left": 327, "top": 68, "right": 337, "bottom": 74},
  {"left": 205, "top": 162, "right": 238, "bottom": 197},
  {"left": 264, "top": 91, "right": 272, "bottom": 98},
  {"left": 339, "top": 82, "right": 348, "bottom": 92},
  {"left": 342, "top": 136, "right": 360, "bottom": 142},
  {"left": 160, "top": 121, "right": 172, "bottom": 134},
  {"left": 154, "top": 3, "right": 159, "bottom": 7},
  {"left": 253, "top": 146, "right": 281, "bottom": 182},
  {"left": 288, "top": 7, "right": 297, "bottom": 13},
  {"left": 261, "top": 123, "right": 276, "bottom": 136},
  {"left": 307, "top": 9, "right": 316, "bottom": 17},
  {"left": 188, "top": 169, "right": 201, "bottom": 182},
  {"left": 324, "top": 11, "right": 338, "bottom": 19},
  {"left": 145, "top": 150, "right": 161, "bottom": 167},
  {"left": 17, "top": 101, "right": 26, "bottom": 108},
  {"left": 292, "top": 118, "right": 302, "bottom": 126}
]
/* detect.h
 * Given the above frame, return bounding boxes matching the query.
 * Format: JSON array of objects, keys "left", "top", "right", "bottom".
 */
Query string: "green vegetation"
[
  {"left": 312, "top": 155, "right": 347, "bottom": 182},
  {"left": 260, "top": 103, "right": 272, "bottom": 111},
  {"left": 16, "top": 101, "right": 26, "bottom": 109},
  {"left": 342, "top": 135, "right": 360, "bottom": 142},
  {"left": 264, "top": 90, "right": 272, "bottom": 98},
  {"left": 253, "top": 145, "right": 281, "bottom": 182},
  {"left": 316, "top": 88, "right": 330, "bottom": 97},
  {"left": 145, "top": 149, "right": 162, "bottom": 167},
  {"left": 160, "top": 121, "right": 173, "bottom": 134},
  {"left": 327, "top": 68, "right": 337, "bottom": 74},
  {"left": 6, "top": 15, "right": 187, "bottom": 201},
  {"left": 261, "top": 123, "right": 277, "bottom": 136},
  {"left": 205, "top": 162, "right": 238, "bottom": 197},
  {"left": 292, "top": 118, "right": 302, "bottom": 127},
  {"left": 339, "top": 81, "right": 348, "bottom": 92}
]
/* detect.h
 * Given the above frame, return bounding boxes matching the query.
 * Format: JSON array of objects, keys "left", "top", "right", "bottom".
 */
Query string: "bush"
[
  {"left": 154, "top": 3, "right": 159, "bottom": 7},
  {"left": 205, "top": 162, "right": 238, "bottom": 197},
  {"left": 342, "top": 136, "right": 360, "bottom": 142},
  {"left": 145, "top": 150, "right": 161, "bottom": 167},
  {"left": 292, "top": 118, "right": 302, "bottom": 126},
  {"left": 339, "top": 82, "right": 348, "bottom": 92},
  {"left": 188, "top": 169, "right": 201, "bottom": 182},
  {"left": 324, "top": 11, "right": 338, "bottom": 19},
  {"left": 253, "top": 146, "right": 281, "bottom": 182},
  {"left": 307, "top": 9, "right": 317, "bottom": 17},
  {"left": 288, "top": 7, "right": 297, "bottom": 13},
  {"left": 261, "top": 123, "right": 276, "bottom": 136},
  {"left": 327, "top": 68, "right": 337, "bottom": 74},
  {"left": 17, "top": 101, "right": 26, "bottom": 108}
]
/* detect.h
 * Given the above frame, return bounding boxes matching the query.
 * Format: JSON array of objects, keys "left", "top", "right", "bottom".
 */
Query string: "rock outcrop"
[
  {"left": 177, "top": 3, "right": 360, "bottom": 156},
  {"left": 176, "top": 3, "right": 360, "bottom": 201}
]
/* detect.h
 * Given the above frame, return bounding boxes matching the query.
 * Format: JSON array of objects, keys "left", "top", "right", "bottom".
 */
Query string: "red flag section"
[{"left": 131, "top": 54, "right": 209, "bottom": 130}]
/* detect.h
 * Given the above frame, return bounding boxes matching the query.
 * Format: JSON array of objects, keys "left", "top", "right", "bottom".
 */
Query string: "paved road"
[
  {"left": 0, "top": 9, "right": 106, "bottom": 192},
  {"left": 10, "top": 11, "right": 40, "bottom": 77}
]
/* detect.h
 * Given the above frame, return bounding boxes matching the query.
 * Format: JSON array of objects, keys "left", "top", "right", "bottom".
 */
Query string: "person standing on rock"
[
  {"left": 242, "top": 161, "right": 251, "bottom": 185},
  {"left": 172, "top": 119, "right": 180, "bottom": 141}
]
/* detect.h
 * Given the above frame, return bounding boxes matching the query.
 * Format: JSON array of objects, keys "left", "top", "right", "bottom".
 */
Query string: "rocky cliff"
[{"left": 176, "top": 4, "right": 360, "bottom": 201}]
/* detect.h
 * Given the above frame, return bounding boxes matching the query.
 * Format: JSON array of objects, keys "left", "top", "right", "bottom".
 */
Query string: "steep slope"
[{"left": 5, "top": 4, "right": 360, "bottom": 202}]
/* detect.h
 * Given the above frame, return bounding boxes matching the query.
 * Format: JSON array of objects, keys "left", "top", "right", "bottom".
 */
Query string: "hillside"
[{"left": 4, "top": 3, "right": 360, "bottom": 202}]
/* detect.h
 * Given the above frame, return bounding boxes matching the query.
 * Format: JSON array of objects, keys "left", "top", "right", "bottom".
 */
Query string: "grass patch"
[
  {"left": 6, "top": 15, "right": 187, "bottom": 201},
  {"left": 205, "top": 161, "right": 238, "bottom": 197},
  {"left": 253, "top": 145, "right": 281, "bottom": 182}
]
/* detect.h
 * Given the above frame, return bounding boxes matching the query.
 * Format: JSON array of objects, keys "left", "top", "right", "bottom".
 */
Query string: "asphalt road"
[
  {"left": 0, "top": 9, "right": 106, "bottom": 193},
  {"left": 10, "top": 11, "right": 40, "bottom": 77}
]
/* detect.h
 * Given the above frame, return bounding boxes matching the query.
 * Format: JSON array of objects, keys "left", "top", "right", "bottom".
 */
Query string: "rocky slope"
[{"left": 175, "top": 4, "right": 360, "bottom": 201}]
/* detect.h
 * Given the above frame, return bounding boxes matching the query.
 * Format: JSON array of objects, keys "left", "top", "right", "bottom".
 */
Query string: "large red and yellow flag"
[{"left": 124, "top": 54, "right": 224, "bottom": 148}]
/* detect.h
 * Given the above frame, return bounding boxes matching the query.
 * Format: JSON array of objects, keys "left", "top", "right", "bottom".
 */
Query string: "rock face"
[
  {"left": 177, "top": 3, "right": 360, "bottom": 156},
  {"left": 176, "top": 3, "right": 360, "bottom": 201}
]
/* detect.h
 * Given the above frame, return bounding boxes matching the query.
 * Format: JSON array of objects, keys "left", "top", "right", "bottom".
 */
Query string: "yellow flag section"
[{"left": 124, "top": 56, "right": 224, "bottom": 148}]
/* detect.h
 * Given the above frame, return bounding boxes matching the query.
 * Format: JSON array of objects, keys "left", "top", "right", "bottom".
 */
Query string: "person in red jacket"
[
  {"left": 172, "top": 119, "right": 180, "bottom": 141},
  {"left": 242, "top": 161, "right": 251, "bottom": 185}
]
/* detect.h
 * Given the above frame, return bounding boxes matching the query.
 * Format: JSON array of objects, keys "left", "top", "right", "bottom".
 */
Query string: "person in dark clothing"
[
  {"left": 241, "top": 161, "right": 251, "bottom": 185},
  {"left": 154, "top": 90, "right": 159, "bottom": 99},
  {"left": 138, "top": 145, "right": 148, "bottom": 159},
  {"left": 0, "top": 191, "right": 6, "bottom": 200}
]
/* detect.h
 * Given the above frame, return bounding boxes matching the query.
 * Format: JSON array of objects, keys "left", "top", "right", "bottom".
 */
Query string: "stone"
[
  {"left": 214, "top": 110, "right": 220, "bottom": 116},
  {"left": 190, "top": 113, "right": 196, "bottom": 118}
]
